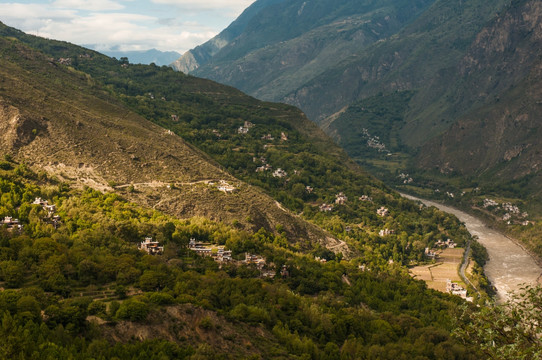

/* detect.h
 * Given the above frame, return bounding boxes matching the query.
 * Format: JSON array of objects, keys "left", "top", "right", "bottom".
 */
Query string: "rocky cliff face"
[{"left": 417, "top": 0, "right": 542, "bottom": 190}]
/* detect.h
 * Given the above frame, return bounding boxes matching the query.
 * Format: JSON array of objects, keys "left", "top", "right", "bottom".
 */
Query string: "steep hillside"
[
  {"left": 417, "top": 0, "right": 542, "bottom": 183},
  {"left": 288, "top": 0, "right": 509, "bottom": 128},
  {"left": 182, "top": 0, "right": 436, "bottom": 101},
  {"left": 0, "top": 34, "right": 334, "bottom": 252}
]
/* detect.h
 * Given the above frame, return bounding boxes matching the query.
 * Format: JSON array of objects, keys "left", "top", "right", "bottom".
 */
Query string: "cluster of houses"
[
  {"left": 33, "top": 197, "right": 61, "bottom": 228},
  {"left": 58, "top": 58, "right": 72, "bottom": 65},
  {"left": 1, "top": 217, "right": 22, "bottom": 232},
  {"left": 379, "top": 228, "right": 395, "bottom": 237},
  {"left": 272, "top": 168, "right": 288, "bottom": 178},
  {"left": 424, "top": 247, "right": 438, "bottom": 259},
  {"left": 314, "top": 256, "right": 328, "bottom": 263},
  {"left": 260, "top": 132, "right": 288, "bottom": 142},
  {"left": 446, "top": 279, "right": 473, "bottom": 302},
  {"left": 253, "top": 157, "right": 287, "bottom": 177},
  {"left": 212, "top": 129, "right": 222, "bottom": 138},
  {"left": 1, "top": 197, "right": 62, "bottom": 232},
  {"left": 482, "top": 199, "right": 498, "bottom": 208},
  {"left": 425, "top": 238, "right": 458, "bottom": 259},
  {"left": 359, "top": 195, "right": 373, "bottom": 202},
  {"left": 216, "top": 180, "right": 237, "bottom": 194},
  {"left": 435, "top": 238, "right": 457, "bottom": 249},
  {"left": 238, "top": 121, "right": 255, "bottom": 134},
  {"left": 189, "top": 238, "right": 233, "bottom": 262},
  {"left": 398, "top": 173, "right": 414, "bottom": 184},
  {"left": 319, "top": 203, "right": 334, "bottom": 212},
  {"left": 318, "top": 193, "right": 348, "bottom": 212},
  {"left": 139, "top": 237, "right": 164, "bottom": 255},
  {"left": 335, "top": 192, "right": 347, "bottom": 205},
  {"left": 244, "top": 253, "right": 283, "bottom": 278},
  {"left": 361, "top": 128, "right": 391, "bottom": 155},
  {"left": 377, "top": 207, "right": 389, "bottom": 217},
  {"left": 256, "top": 164, "right": 273, "bottom": 173},
  {"left": 483, "top": 198, "right": 531, "bottom": 225},
  {"left": 189, "top": 239, "right": 288, "bottom": 278}
]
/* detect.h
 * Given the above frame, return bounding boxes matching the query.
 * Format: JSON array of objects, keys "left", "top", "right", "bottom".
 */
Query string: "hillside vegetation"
[
  {"left": 0, "top": 22, "right": 513, "bottom": 358},
  {"left": 0, "top": 162, "right": 481, "bottom": 359},
  {"left": 176, "top": 0, "right": 542, "bottom": 257}
]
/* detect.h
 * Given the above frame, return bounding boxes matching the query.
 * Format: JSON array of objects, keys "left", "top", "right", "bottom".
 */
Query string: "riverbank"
[{"left": 401, "top": 193, "right": 542, "bottom": 303}]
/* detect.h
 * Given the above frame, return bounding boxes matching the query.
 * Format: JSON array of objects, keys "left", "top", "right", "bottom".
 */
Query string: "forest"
[{"left": 0, "top": 158, "right": 484, "bottom": 359}]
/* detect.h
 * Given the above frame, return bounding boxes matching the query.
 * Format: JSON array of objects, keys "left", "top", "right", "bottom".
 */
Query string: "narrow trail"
[
  {"left": 115, "top": 179, "right": 222, "bottom": 189},
  {"left": 458, "top": 238, "right": 478, "bottom": 293}
]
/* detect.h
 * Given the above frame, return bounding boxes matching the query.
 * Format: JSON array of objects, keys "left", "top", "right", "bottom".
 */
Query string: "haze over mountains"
[
  {"left": 101, "top": 48, "right": 181, "bottom": 66},
  {"left": 174, "top": 0, "right": 542, "bottom": 207}
]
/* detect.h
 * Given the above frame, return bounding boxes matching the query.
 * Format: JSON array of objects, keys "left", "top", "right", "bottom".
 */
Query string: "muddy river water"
[{"left": 402, "top": 194, "right": 542, "bottom": 303}]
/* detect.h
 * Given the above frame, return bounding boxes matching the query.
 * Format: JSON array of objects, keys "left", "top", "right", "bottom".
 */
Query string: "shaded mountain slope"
[
  {"left": 181, "top": 0, "right": 435, "bottom": 101},
  {"left": 171, "top": 0, "right": 286, "bottom": 73},
  {"left": 417, "top": 0, "right": 542, "bottom": 194}
]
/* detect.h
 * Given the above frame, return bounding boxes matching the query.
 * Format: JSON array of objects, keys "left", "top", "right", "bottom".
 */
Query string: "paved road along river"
[{"left": 402, "top": 194, "right": 542, "bottom": 303}]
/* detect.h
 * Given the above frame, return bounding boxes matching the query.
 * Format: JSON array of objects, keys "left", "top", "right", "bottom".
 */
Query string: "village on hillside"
[{"left": 139, "top": 236, "right": 288, "bottom": 279}]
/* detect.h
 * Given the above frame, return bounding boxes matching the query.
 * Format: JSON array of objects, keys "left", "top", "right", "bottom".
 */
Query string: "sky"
[{"left": 0, "top": 0, "right": 255, "bottom": 54}]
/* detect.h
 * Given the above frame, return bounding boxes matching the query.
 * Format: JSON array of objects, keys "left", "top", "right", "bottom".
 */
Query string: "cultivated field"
[{"left": 410, "top": 248, "right": 465, "bottom": 292}]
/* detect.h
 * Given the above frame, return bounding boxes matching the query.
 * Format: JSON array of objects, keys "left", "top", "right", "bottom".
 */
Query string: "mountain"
[
  {"left": 0, "top": 22, "right": 496, "bottom": 358},
  {"left": 177, "top": 0, "right": 542, "bottom": 224},
  {"left": 416, "top": 0, "right": 542, "bottom": 188},
  {"left": 171, "top": 0, "right": 286, "bottom": 73},
  {"left": 177, "top": 0, "right": 436, "bottom": 99},
  {"left": 101, "top": 48, "right": 181, "bottom": 66}
]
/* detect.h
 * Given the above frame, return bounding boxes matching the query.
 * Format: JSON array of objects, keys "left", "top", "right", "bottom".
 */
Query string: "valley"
[
  {"left": 175, "top": 0, "right": 542, "bottom": 264},
  {"left": 1, "top": 0, "right": 542, "bottom": 356},
  {"left": 0, "top": 21, "right": 501, "bottom": 359}
]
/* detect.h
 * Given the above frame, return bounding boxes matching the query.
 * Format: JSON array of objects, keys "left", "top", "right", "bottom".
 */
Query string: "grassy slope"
[{"left": 0, "top": 35, "right": 337, "bottom": 252}]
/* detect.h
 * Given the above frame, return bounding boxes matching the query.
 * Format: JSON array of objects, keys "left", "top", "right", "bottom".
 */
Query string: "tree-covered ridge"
[{"left": 0, "top": 159, "right": 482, "bottom": 359}]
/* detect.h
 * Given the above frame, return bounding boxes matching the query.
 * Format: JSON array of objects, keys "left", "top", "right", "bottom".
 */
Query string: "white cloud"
[
  {"left": 0, "top": 3, "right": 77, "bottom": 35},
  {"left": 0, "top": 0, "right": 248, "bottom": 53},
  {"left": 52, "top": 0, "right": 125, "bottom": 11},
  {"left": 151, "top": 0, "right": 254, "bottom": 14}
]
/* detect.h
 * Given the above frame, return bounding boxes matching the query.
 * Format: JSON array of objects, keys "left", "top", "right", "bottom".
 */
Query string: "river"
[{"left": 402, "top": 194, "right": 542, "bottom": 303}]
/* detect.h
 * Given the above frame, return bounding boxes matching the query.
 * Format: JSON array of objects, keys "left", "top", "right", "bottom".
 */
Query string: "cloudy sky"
[{"left": 0, "top": 0, "right": 255, "bottom": 54}]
